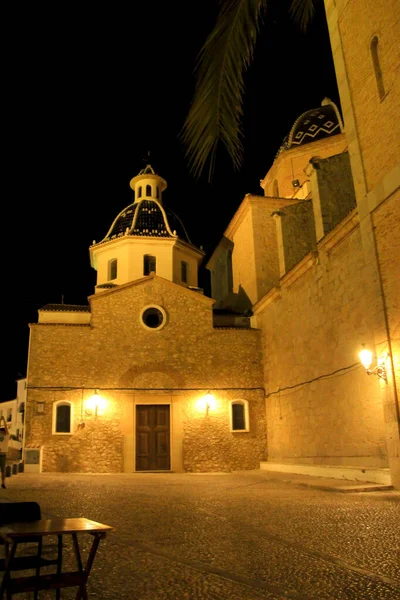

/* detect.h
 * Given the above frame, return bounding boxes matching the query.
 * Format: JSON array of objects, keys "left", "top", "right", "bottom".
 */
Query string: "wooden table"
[{"left": 0, "top": 517, "right": 113, "bottom": 599}]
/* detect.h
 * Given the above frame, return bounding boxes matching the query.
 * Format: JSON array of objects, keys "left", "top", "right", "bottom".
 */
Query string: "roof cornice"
[{"left": 89, "top": 274, "right": 215, "bottom": 305}]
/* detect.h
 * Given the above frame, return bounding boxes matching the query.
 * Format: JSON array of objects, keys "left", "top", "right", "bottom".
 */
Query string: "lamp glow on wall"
[
  {"left": 197, "top": 391, "right": 216, "bottom": 415},
  {"left": 85, "top": 390, "right": 106, "bottom": 417},
  {"left": 359, "top": 346, "right": 387, "bottom": 381}
]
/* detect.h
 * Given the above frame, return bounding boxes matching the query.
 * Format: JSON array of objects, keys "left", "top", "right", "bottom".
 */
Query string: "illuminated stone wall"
[
  {"left": 182, "top": 390, "right": 266, "bottom": 473},
  {"left": 255, "top": 223, "right": 389, "bottom": 469},
  {"left": 325, "top": 0, "right": 400, "bottom": 485},
  {"left": 229, "top": 196, "right": 283, "bottom": 307},
  {"left": 311, "top": 153, "right": 357, "bottom": 237},
  {"left": 251, "top": 198, "right": 282, "bottom": 302},
  {"left": 326, "top": 0, "right": 399, "bottom": 192},
  {"left": 230, "top": 204, "right": 258, "bottom": 308},
  {"left": 260, "top": 134, "right": 347, "bottom": 198},
  {"left": 279, "top": 200, "right": 316, "bottom": 273},
  {"left": 209, "top": 195, "right": 294, "bottom": 312},
  {"left": 26, "top": 276, "right": 267, "bottom": 473},
  {"left": 372, "top": 190, "right": 400, "bottom": 406}
]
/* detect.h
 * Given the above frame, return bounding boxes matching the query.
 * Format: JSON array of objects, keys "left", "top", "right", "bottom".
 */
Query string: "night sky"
[{"left": 3, "top": 1, "right": 340, "bottom": 402}]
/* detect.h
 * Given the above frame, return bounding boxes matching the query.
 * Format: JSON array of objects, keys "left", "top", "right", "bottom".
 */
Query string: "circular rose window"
[{"left": 140, "top": 305, "right": 167, "bottom": 330}]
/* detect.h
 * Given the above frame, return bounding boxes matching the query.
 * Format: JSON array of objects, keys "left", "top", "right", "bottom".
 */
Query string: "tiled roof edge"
[{"left": 39, "top": 304, "right": 90, "bottom": 313}]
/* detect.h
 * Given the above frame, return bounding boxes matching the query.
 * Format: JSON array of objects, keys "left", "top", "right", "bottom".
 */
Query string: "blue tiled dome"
[
  {"left": 103, "top": 200, "right": 191, "bottom": 242},
  {"left": 95, "top": 164, "right": 193, "bottom": 246},
  {"left": 276, "top": 98, "right": 344, "bottom": 157}
]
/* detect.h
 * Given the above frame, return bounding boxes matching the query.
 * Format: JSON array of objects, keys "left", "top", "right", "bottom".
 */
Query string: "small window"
[
  {"left": 6, "top": 409, "right": 12, "bottom": 422},
  {"left": 229, "top": 400, "right": 249, "bottom": 432},
  {"left": 144, "top": 254, "right": 156, "bottom": 275},
  {"left": 371, "top": 36, "right": 385, "bottom": 101},
  {"left": 108, "top": 258, "right": 117, "bottom": 281},
  {"left": 138, "top": 186, "right": 142, "bottom": 198},
  {"left": 181, "top": 261, "right": 188, "bottom": 283},
  {"left": 140, "top": 305, "right": 167, "bottom": 331},
  {"left": 52, "top": 401, "right": 73, "bottom": 435},
  {"left": 146, "top": 184, "right": 151, "bottom": 196}
]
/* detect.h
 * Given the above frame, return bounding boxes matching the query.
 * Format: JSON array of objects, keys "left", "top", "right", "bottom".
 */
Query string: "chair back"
[
  {"left": 0, "top": 502, "right": 41, "bottom": 526},
  {"left": 0, "top": 502, "right": 58, "bottom": 573}
]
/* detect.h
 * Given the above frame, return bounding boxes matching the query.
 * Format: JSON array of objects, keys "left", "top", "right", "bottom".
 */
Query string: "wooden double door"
[{"left": 136, "top": 405, "right": 171, "bottom": 471}]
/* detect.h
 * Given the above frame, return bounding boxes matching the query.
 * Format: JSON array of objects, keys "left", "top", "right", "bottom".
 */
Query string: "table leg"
[
  {"left": 72, "top": 533, "right": 87, "bottom": 600},
  {"left": 34, "top": 537, "right": 43, "bottom": 600},
  {"left": 0, "top": 540, "right": 17, "bottom": 600},
  {"left": 74, "top": 533, "right": 103, "bottom": 600},
  {"left": 56, "top": 534, "right": 63, "bottom": 600},
  {"left": 72, "top": 533, "right": 83, "bottom": 572}
]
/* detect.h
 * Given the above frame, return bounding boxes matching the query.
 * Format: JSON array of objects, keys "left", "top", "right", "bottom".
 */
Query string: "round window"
[{"left": 140, "top": 305, "right": 167, "bottom": 330}]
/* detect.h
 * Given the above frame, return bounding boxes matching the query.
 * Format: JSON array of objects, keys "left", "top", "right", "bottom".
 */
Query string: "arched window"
[
  {"left": 52, "top": 401, "right": 73, "bottom": 435},
  {"left": 273, "top": 180, "right": 279, "bottom": 197},
  {"left": 229, "top": 399, "right": 249, "bottom": 432},
  {"left": 108, "top": 258, "right": 117, "bottom": 281},
  {"left": 138, "top": 186, "right": 142, "bottom": 198},
  {"left": 146, "top": 184, "right": 152, "bottom": 196},
  {"left": 143, "top": 254, "right": 156, "bottom": 275},
  {"left": 371, "top": 36, "right": 385, "bottom": 100}
]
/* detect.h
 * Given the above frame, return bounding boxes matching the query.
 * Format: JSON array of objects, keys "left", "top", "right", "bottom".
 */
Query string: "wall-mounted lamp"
[
  {"left": 292, "top": 179, "right": 300, "bottom": 188},
  {"left": 199, "top": 392, "right": 216, "bottom": 415},
  {"left": 359, "top": 346, "right": 387, "bottom": 381},
  {"left": 85, "top": 390, "right": 105, "bottom": 417}
]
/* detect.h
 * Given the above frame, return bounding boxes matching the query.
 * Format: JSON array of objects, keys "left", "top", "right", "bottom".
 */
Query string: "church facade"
[
  {"left": 25, "top": 165, "right": 268, "bottom": 474},
  {"left": 24, "top": 0, "right": 400, "bottom": 485}
]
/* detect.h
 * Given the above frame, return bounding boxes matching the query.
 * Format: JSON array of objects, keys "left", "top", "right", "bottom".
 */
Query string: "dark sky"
[{"left": 2, "top": 1, "right": 340, "bottom": 402}]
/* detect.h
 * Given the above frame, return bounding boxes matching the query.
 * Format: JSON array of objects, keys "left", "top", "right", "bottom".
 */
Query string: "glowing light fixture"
[
  {"left": 359, "top": 346, "right": 387, "bottom": 381},
  {"left": 85, "top": 390, "right": 105, "bottom": 416},
  {"left": 359, "top": 348, "right": 373, "bottom": 370},
  {"left": 196, "top": 391, "right": 217, "bottom": 415}
]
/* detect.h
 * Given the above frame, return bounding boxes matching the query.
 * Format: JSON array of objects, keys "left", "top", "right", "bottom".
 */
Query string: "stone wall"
[
  {"left": 255, "top": 224, "right": 389, "bottom": 468},
  {"left": 182, "top": 391, "right": 267, "bottom": 472},
  {"left": 260, "top": 135, "right": 347, "bottom": 197},
  {"left": 373, "top": 190, "right": 400, "bottom": 398},
  {"left": 26, "top": 276, "right": 266, "bottom": 473},
  {"left": 332, "top": 0, "right": 400, "bottom": 191},
  {"left": 251, "top": 198, "right": 281, "bottom": 301},
  {"left": 280, "top": 200, "right": 316, "bottom": 273},
  {"left": 25, "top": 394, "right": 124, "bottom": 472},
  {"left": 208, "top": 238, "right": 234, "bottom": 308},
  {"left": 313, "top": 153, "right": 357, "bottom": 235},
  {"left": 226, "top": 196, "right": 294, "bottom": 310},
  {"left": 324, "top": 0, "right": 400, "bottom": 485},
  {"left": 230, "top": 205, "right": 257, "bottom": 307}
]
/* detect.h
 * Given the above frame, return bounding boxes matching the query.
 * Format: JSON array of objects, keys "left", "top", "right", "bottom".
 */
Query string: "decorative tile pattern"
[{"left": 276, "top": 100, "right": 344, "bottom": 158}]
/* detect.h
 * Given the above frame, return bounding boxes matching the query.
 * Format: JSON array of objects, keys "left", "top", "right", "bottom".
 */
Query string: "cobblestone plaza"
[{"left": 2, "top": 471, "right": 399, "bottom": 599}]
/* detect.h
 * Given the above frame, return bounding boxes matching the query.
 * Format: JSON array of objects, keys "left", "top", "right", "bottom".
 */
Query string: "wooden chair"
[{"left": 0, "top": 502, "right": 59, "bottom": 599}]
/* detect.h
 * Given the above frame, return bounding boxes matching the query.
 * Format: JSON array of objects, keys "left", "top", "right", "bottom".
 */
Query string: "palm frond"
[
  {"left": 289, "top": 0, "right": 316, "bottom": 32},
  {"left": 180, "top": 0, "right": 267, "bottom": 181}
]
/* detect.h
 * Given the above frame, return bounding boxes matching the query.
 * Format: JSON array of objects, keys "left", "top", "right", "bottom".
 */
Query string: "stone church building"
[{"left": 24, "top": 0, "right": 400, "bottom": 486}]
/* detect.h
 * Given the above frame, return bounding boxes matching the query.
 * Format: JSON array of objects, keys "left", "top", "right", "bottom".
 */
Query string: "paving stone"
[{"left": 1, "top": 471, "right": 399, "bottom": 599}]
